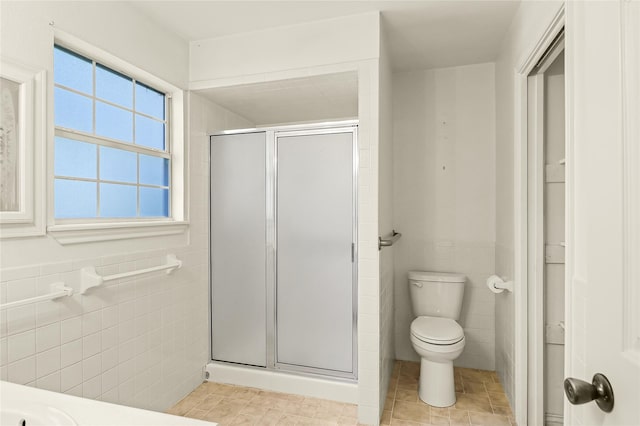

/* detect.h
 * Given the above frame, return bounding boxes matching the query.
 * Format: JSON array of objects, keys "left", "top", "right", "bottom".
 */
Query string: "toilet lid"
[{"left": 411, "top": 316, "right": 464, "bottom": 345}]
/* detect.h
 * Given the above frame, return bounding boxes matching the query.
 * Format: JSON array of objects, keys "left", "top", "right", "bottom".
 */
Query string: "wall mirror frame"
[{"left": 0, "top": 58, "right": 46, "bottom": 238}]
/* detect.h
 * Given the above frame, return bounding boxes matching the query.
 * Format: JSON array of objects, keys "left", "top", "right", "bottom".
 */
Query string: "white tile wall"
[
  {"left": 392, "top": 64, "right": 497, "bottom": 371},
  {"left": 356, "top": 60, "right": 383, "bottom": 426},
  {"left": 495, "top": 243, "right": 515, "bottom": 404},
  {"left": 0, "top": 250, "right": 208, "bottom": 411},
  {"left": 378, "top": 31, "right": 395, "bottom": 422},
  {"left": 0, "top": 94, "right": 252, "bottom": 413}
]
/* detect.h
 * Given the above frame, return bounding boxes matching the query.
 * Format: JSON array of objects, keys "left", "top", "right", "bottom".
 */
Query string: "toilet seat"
[{"left": 411, "top": 316, "right": 464, "bottom": 345}]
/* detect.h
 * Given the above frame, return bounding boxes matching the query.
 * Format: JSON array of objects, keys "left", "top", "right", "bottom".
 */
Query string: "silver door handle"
[{"left": 564, "top": 373, "right": 614, "bottom": 413}]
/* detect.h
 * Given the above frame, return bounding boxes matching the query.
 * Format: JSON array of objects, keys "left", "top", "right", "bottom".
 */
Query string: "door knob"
[{"left": 564, "top": 373, "right": 614, "bottom": 413}]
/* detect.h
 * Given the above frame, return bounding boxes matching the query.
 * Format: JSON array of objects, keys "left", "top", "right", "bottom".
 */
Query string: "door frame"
[
  {"left": 526, "top": 37, "right": 566, "bottom": 425},
  {"left": 513, "top": 6, "right": 568, "bottom": 426}
]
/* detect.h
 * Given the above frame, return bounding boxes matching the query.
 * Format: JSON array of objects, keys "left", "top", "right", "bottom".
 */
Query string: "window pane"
[
  {"left": 100, "top": 183, "right": 137, "bottom": 217},
  {"left": 96, "top": 101, "right": 132, "bottom": 142},
  {"left": 135, "top": 115, "right": 165, "bottom": 150},
  {"left": 139, "top": 154, "right": 169, "bottom": 186},
  {"left": 54, "top": 87, "right": 93, "bottom": 133},
  {"left": 55, "top": 179, "right": 96, "bottom": 218},
  {"left": 54, "top": 46, "right": 92, "bottom": 95},
  {"left": 140, "top": 187, "right": 168, "bottom": 217},
  {"left": 99, "top": 146, "right": 137, "bottom": 183},
  {"left": 135, "top": 82, "right": 164, "bottom": 119},
  {"left": 54, "top": 137, "right": 97, "bottom": 179},
  {"left": 96, "top": 64, "right": 133, "bottom": 108}
]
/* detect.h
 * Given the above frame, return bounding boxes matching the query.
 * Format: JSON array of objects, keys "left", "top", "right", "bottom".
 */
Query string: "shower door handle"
[{"left": 564, "top": 373, "right": 614, "bottom": 413}]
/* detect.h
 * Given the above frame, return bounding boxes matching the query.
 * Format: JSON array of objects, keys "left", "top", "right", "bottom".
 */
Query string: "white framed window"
[{"left": 47, "top": 33, "right": 187, "bottom": 244}]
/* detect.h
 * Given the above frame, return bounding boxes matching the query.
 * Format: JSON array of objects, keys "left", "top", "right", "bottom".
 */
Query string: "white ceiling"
[
  {"left": 199, "top": 72, "right": 358, "bottom": 126},
  {"left": 130, "top": 1, "right": 520, "bottom": 72},
  {"left": 129, "top": 1, "right": 519, "bottom": 125}
]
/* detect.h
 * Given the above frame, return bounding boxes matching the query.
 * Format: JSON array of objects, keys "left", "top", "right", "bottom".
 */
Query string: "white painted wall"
[
  {"left": 392, "top": 63, "right": 496, "bottom": 370},
  {"left": 494, "top": 0, "right": 564, "bottom": 411},
  {"left": 189, "top": 12, "right": 380, "bottom": 84},
  {"left": 0, "top": 1, "right": 188, "bottom": 90},
  {"left": 0, "top": 0, "right": 251, "bottom": 413}
]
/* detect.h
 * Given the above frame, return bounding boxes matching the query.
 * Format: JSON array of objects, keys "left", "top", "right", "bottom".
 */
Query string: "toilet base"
[{"left": 418, "top": 357, "right": 456, "bottom": 407}]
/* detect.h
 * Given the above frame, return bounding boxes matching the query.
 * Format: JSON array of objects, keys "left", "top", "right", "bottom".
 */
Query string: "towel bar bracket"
[{"left": 378, "top": 230, "right": 402, "bottom": 250}]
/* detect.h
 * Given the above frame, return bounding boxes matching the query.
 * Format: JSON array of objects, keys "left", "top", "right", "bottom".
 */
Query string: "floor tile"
[
  {"left": 491, "top": 405, "right": 513, "bottom": 417},
  {"left": 185, "top": 408, "right": 210, "bottom": 420},
  {"left": 462, "top": 381, "right": 486, "bottom": 395},
  {"left": 453, "top": 394, "right": 493, "bottom": 414},
  {"left": 488, "top": 391, "right": 510, "bottom": 407},
  {"left": 396, "top": 388, "right": 419, "bottom": 402},
  {"left": 231, "top": 413, "right": 261, "bottom": 425},
  {"left": 168, "top": 364, "right": 512, "bottom": 426},
  {"left": 483, "top": 381, "right": 504, "bottom": 393},
  {"left": 381, "top": 363, "right": 510, "bottom": 425},
  {"left": 392, "top": 400, "right": 430, "bottom": 423},
  {"left": 468, "top": 412, "right": 510, "bottom": 426},
  {"left": 260, "top": 409, "right": 285, "bottom": 425},
  {"left": 390, "top": 419, "right": 425, "bottom": 426},
  {"left": 431, "top": 414, "right": 450, "bottom": 425},
  {"left": 449, "top": 408, "right": 470, "bottom": 425}
]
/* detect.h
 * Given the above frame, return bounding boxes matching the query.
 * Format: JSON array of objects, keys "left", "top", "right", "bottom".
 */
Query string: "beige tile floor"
[
  {"left": 382, "top": 361, "right": 515, "bottom": 426},
  {"left": 168, "top": 361, "right": 514, "bottom": 426},
  {"left": 167, "top": 381, "right": 360, "bottom": 425}
]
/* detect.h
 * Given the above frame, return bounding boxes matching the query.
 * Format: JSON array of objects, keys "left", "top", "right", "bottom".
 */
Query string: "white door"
[{"left": 565, "top": 1, "right": 640, "bottom": 424}]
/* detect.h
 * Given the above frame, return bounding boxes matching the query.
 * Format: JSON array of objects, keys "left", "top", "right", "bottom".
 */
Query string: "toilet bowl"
[
  {"left": 410, "top": 316, "right": 465, "bottom": 407},
  {"left": 408, "top": 271, "right": 466, "bottom": 407}
]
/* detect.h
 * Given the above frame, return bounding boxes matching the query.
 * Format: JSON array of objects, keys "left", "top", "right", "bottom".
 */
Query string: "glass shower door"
[
  {"left": 210, "top": 132, "right": 267, "bottom": 367},
  {"left": 275, "top": 129, "right": 356, "bottom": 375}
]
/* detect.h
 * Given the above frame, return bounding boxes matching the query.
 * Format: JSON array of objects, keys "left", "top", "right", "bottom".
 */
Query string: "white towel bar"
[
  {"left": 80, "top": 254, "right": 182, "bottom": 294},
  {"left": 0, "top": 282, "right": 73, "bottom": 310}
]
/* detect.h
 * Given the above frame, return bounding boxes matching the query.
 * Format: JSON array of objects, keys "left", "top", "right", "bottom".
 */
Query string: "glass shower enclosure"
[{"left": 209, "top": 123, "right": 358, "bottom": 380}]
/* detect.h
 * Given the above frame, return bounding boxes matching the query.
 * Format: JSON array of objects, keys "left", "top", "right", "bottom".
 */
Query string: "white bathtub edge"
[{"left": 0, "top": 381, "right": 215, "bottom": 426}]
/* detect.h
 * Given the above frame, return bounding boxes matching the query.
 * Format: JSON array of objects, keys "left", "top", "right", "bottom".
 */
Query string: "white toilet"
[{"left": 408, "top": 270, "right": 466, "bottom": 407}]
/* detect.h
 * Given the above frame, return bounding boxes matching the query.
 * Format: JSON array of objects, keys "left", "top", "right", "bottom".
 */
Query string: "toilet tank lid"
[{"left": 408, "top": 271, "right": 466, "bottom": 282}]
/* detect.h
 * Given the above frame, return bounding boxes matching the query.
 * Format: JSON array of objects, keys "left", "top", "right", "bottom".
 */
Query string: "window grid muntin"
[
  {"left": 54, "top": 173, "right": 170, "bottom": 219},
  {"left": 54, "top": 83, "right": 167, "bottom": 133},
  {"left": 53, "top": 131, "right": 171, "bottom": 218},
  {"left": 54, "top": 45, "right": 168, "bottom": 150},
  {"left": 55, "top": 175, "right": 169, "bottom": 190},
  {"left": 54, "top": 44, "right": 171, "bottom": 219}
]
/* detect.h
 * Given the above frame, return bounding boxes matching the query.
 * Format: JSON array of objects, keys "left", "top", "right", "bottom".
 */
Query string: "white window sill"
[{"left": 47, "top": 221, "right": 189, "bottom": 245}]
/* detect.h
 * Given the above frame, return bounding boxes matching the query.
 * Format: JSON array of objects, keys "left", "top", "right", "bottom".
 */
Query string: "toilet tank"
[{"left": 408, "top": 271, "right": 466, "bottom": 320}]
